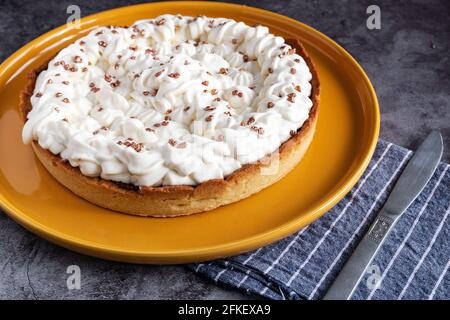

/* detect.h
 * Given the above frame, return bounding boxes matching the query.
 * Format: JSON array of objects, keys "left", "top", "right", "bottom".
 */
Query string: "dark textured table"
[{"left": 0, "top": 0, "right": 448, "bottom": 299}]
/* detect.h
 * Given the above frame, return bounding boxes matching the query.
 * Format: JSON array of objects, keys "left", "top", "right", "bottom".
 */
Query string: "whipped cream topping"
[{"left": 22, "top": 15, "right": 313, "bottom": 186}]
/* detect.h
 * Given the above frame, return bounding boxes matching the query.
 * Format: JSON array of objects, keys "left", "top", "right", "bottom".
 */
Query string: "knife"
[{"left": 323, "top": 131, "right": 443, "bottom": 300}]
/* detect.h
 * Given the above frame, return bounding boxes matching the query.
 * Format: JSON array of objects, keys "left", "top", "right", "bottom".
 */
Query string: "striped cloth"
[{"left": 190, "top": 140, "right": 450, "bottom": 300}]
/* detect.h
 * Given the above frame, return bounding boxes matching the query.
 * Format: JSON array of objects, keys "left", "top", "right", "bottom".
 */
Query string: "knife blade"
[{"left": 323, "top": 131, "right": 443, "bottom": 300}]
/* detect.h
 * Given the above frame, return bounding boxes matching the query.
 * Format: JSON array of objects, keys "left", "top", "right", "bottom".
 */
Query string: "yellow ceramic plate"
[{"left": 0, "top": 2, "right": 379, "bottom": 264}]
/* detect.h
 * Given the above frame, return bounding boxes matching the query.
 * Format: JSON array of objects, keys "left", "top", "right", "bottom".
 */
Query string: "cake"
[{"left": 20, "top": 15, "right": 320, "bottom": 217}]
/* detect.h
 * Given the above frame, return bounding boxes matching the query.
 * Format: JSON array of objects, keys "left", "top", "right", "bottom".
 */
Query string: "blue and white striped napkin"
[{"left": 190, "top": 140, "right": 450, "bottom": 300}]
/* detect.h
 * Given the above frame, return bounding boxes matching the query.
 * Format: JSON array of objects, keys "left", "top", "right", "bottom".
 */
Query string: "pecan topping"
[
  {"left": 287, "top": 92, "right": 296, "bottom": 103},
  {"left": 119, "top": 139, "right": 144, "bottom": 152},
  {"left": 233, "top": 90, "right": 243, "bottom": 97},
  {"left": 110, "top": 80, "right": 120, "bottom": 88},
  {"left": 204, "top": 106, "right": 215, "bottom": 111},
  {"left": 156, "top": 19, "right": 166, "bottom": 26}
]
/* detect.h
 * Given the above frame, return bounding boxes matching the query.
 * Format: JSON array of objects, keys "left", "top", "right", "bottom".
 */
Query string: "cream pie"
[{"left": 20, "top": 15, "right": 320, "bottom": 216}]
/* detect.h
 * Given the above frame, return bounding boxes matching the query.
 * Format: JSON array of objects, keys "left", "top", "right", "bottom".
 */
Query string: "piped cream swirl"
[{"left": 23, "top": 14, "right": 313, "bottom": 186}]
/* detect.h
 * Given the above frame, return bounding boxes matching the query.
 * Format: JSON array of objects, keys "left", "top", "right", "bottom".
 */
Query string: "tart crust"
[{"left": 19, "top": 39, "right": 320, "bottom": 217}]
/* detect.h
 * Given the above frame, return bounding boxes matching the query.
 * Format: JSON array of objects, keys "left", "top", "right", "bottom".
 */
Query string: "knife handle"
[{"left": 322, "top": 213, "right": 395, "bottom": 300}]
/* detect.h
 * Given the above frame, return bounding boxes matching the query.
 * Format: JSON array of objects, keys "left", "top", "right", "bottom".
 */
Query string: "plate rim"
[{"left": 0, "top": 1, "right": 380, "bottom": 263}]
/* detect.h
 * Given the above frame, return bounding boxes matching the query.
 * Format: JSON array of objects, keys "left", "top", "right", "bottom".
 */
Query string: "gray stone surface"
[{"left": 0, "top": 0, "right": 448, "bottom": 299}]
